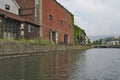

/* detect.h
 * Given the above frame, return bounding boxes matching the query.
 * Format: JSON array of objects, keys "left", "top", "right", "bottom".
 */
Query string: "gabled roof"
[
  {"left": 0, "top": 9, "right": 39, "bottom": 26},
  {"left": 55, "top": 0, "right": 73, "bottom": 16},
  {"left": 12, "top": 0, "right": 20, "bottom": 9},
  {"left": 0, "top": 9, "right": 27, "bottom": 22}
]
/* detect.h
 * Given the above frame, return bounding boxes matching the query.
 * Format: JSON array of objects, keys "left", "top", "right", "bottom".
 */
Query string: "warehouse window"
[
  {"left": 28, "top": 24, "right": 31, "bottom": 33},
  {"left": 5, "top": 4, "right": 10, "bottom": 10},
  {"left": 59, "top": 20, "right": 63, "bottom": 26},
  {"left": 49, "top": 14, "right": 53, "bottom": 21}
]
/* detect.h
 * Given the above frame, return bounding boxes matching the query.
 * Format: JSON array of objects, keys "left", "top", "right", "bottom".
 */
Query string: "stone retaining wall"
[{"left": 0, "top": 42, "right": 87, "bottom": 57}]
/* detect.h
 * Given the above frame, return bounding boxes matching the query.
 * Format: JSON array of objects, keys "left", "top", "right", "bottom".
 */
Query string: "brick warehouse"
[
  {"left": 41, "top": 0, "right": 74, "bottom": 44},
  {"left": 0, "top": 0, "right": 74, "bottom": 44},
  {"left": 16, "top": 0, "right": 74, "bottom": 44}
]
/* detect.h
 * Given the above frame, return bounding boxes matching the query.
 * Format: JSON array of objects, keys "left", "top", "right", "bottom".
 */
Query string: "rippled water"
[
  {"left": 73, "top": 49, "right": 120, "bottom": 80},
  {"left": 0, "top": 48, "right": 120, "bottom": 80}
]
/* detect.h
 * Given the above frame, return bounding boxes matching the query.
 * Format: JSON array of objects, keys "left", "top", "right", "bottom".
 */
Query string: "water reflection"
[
  {"left": 0, "top": 49, "right": 120, "bottom": 80},
  {"left": 71, "top": 51, "right": 86, "bottom": 80},
  {"left": 0, "top": 52, "right": 75, "bottom": 80}
]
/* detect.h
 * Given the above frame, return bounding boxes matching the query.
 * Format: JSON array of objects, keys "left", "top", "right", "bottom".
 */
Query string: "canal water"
[{"left": 0, "top": 48, "right": 120, "bottom": 80}]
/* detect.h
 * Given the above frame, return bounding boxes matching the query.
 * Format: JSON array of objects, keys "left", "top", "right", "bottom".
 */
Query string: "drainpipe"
[
  {"left": 50, "top": 30, "right": 52, "bottom": 42},
  {"left": 39, "top": 26, "right": 42, "bottom": 39},
  {"left": 39, "top": 0, "right": 43, "bottom": 38}
]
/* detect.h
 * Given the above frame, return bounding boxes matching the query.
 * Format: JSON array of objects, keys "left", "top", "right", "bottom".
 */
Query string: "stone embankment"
[{"left": 0, "top": 41, "right": 87, "bottom": 57}]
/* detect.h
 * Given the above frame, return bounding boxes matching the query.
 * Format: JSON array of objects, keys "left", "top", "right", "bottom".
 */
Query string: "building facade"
[
  {"left": 0, "top": 0, "right": 74, "bottom": 44},
  {"left": 16, "top": 0, "right": 35, "bottom": 22},
  {"left": 41, "top": 0, "right": 74, "bottom": 44},
  {"left": 0, "top": 0, "right": 20, "bottom": 15},
  {"left": 0, "top": 0, "right": 40, "bottom": 40}
]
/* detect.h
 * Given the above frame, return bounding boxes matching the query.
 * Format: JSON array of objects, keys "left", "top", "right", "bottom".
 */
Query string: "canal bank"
[{"left": 0, "top": 41, "right": 88, "bottom": 57}]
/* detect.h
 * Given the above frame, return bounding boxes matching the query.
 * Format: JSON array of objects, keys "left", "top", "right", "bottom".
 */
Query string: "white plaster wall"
[{"left": 0, "top": 0, "right": 19, "bottom": 15}]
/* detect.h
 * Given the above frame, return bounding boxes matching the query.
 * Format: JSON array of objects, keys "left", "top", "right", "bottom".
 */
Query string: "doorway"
[
  {"left": 49, "top": 30, "right": 58, "bottom": 44},
  {"left": 64, "top": 34, "right": 69, "bottom": 45}
]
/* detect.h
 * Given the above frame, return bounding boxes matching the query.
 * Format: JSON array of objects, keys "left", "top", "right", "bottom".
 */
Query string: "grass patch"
[
  {"left": 34, "top": 39, "right": 52, "bottom": 45},
  {"left": 0, "top": 38, "right": 52, "bottom": 45}
]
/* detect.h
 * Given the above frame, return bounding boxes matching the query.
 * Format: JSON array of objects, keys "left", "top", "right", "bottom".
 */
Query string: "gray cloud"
[{"left": 57, "top": 0, "right": 120, "bottom": 36}]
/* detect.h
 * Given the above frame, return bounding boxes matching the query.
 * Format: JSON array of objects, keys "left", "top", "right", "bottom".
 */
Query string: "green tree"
[{"left": 92, "top": 39, "right": 102, "bottom": 45}]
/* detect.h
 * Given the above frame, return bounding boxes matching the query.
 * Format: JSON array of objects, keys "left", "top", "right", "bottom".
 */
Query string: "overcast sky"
[{"left": 57, "top": 0, "right": 120, "bottom": 36}]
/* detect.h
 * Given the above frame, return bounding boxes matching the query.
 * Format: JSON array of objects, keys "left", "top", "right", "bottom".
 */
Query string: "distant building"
[
  {"left": 77, "top": 30, "right": 89, "bottom": 46},
  {"left": 107, "top": 40, "right": 120, "bottom": 46},
  {"left": 74, "top": 25, "right": 88, "bottom": 45}
]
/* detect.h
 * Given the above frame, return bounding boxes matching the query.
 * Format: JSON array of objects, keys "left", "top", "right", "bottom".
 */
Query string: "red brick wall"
[
  {"left": 42, "top": 0, "right": 74, "bottom": 44},
  {"left": 16, "top": 0, "right": 35, "bottom": 21}
]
